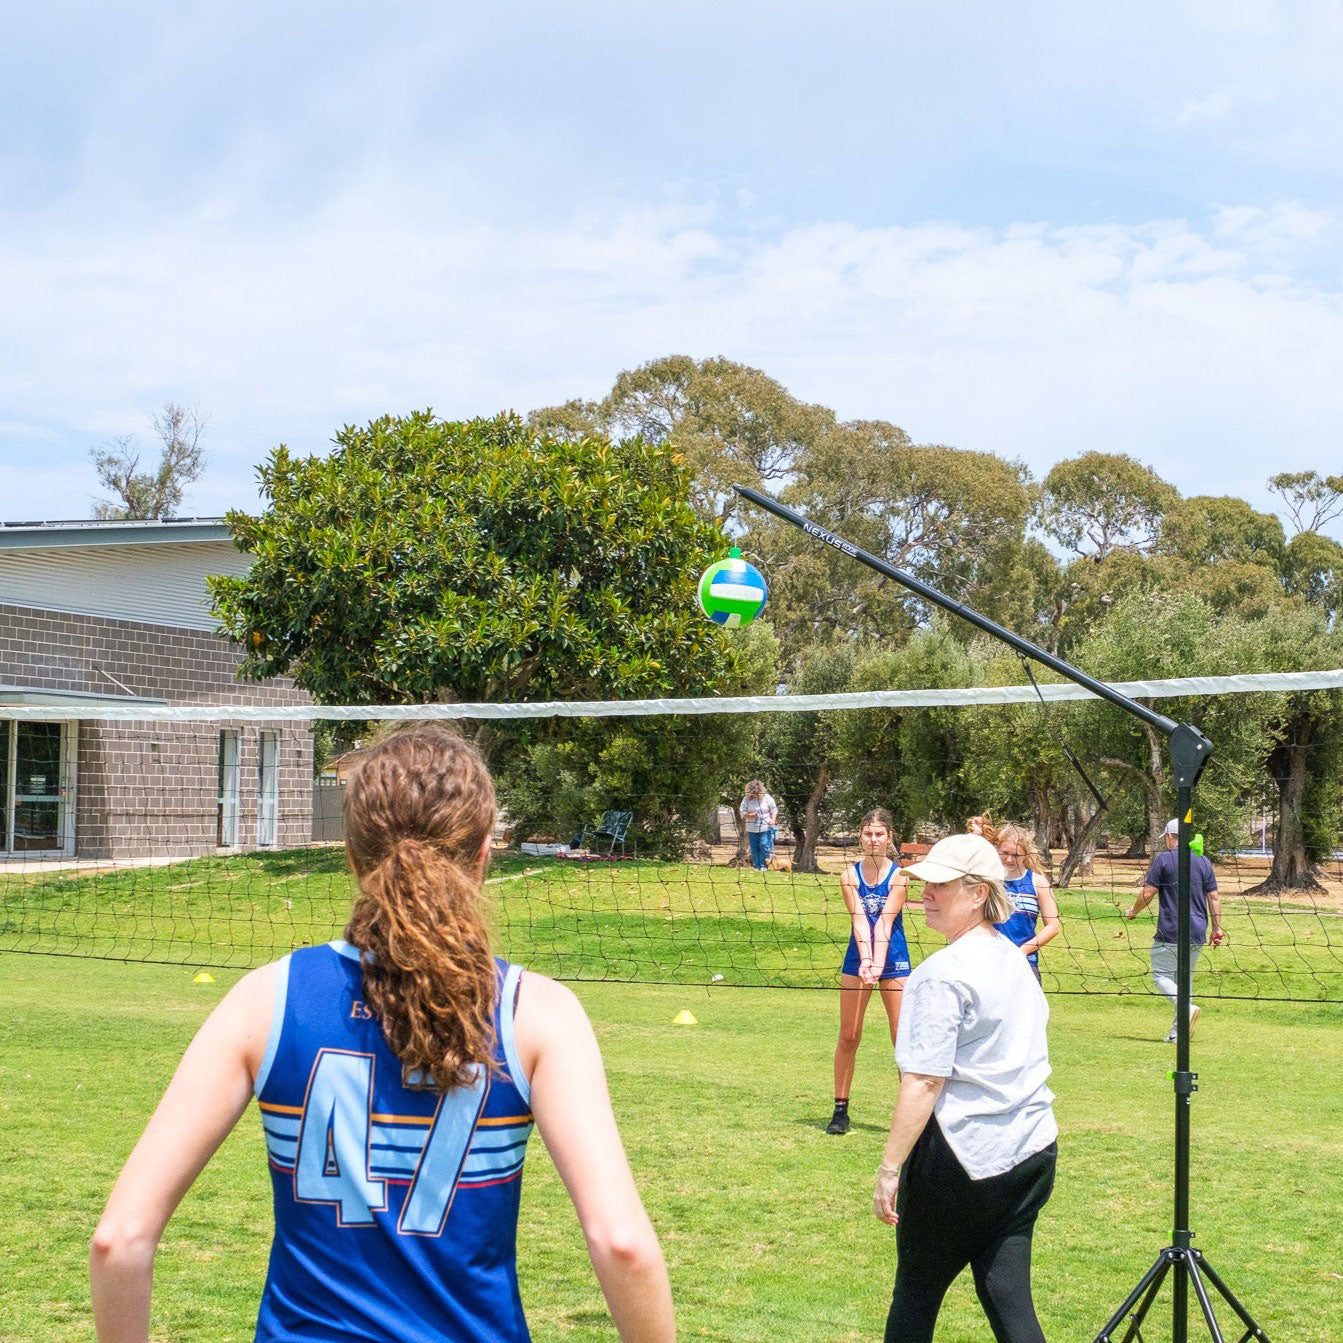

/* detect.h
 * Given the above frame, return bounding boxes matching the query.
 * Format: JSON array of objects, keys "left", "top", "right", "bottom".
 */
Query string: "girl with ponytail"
[
  {"left": 826, "top": 807, "right": 912, "bottom": 1136},
  {"left": 92, "top": 725, "right": 676, "bottom": 1343}
]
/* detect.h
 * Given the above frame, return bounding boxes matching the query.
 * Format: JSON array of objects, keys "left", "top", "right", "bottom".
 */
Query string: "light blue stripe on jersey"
[
  {"left": 462, "top": 1150, "right": 526, "bottom": 1178},
  {"left": 467, "top": 1125, "right": 531, "bottom": 1152},
  {"left": 253, "top": 953, "right": 292, "bottom": 1098}
]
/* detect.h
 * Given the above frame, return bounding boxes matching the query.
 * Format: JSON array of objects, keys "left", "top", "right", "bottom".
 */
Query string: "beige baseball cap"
[{"left": 904, "top": 833, "right": 1006, "bottom": 884}]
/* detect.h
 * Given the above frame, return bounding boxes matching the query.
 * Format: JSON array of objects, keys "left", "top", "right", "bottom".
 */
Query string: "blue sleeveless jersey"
[
  {"left": 997, "top": 870, "right": 1041, "bottom": 966},
  {"left": 253, "top": 941, "right": 535, "bottom": 1342},
  {"left": 841, "top": 859, "right": 911, "bottom": 979}
]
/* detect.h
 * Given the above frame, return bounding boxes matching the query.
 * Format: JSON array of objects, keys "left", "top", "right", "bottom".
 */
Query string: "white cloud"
[
  {"left": 1, "top": 194, "right": 1341, "bottom": 532},
  {"left": 1172, "top": 91, "right": 1236, "bottom": 126}
]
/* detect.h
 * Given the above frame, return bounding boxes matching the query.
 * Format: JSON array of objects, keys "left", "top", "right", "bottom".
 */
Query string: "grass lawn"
[{"left": 1, "top": 952, "right": 1340, "bottom": 1341}]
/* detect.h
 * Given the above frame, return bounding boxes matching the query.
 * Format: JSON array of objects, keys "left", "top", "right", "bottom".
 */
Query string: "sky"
[{"left": 2, "top": 0, "right": 1342, "bottom": 534}]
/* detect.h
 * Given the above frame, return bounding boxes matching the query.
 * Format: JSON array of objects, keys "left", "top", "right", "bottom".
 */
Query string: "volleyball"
[{"left": 697, "top": 548, "right": 768, "bottom": 628}]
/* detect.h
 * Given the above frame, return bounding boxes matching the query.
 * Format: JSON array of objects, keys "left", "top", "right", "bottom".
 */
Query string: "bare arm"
[
  {"left": 1208, "top": 879, "right": 1226, "bottom": 945},
  {"left": 517, "top": 975, "right": 675, "bottom": 1343},
  {"left": 872, "top": 1073, "right": 945, "bottom": 1225},
  {"left": 1126, "top": 885, "right": 1157, "bottom": 920},
  {"left": 1025, "top": 875, "right": 1061, "bottom": 954},
  {"left": 90, "top": 963, "right": 277, "bottom": 1343}
]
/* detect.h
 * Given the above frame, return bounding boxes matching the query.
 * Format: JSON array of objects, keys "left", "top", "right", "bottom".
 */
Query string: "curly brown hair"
[{"left": 342, "top": 725, "right": 499, "bottom": 1092}]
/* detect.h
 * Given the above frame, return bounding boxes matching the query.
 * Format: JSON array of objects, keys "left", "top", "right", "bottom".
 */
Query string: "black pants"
[{"left": 885, "top": 1118, "right": 1056, "bottom": 1343}]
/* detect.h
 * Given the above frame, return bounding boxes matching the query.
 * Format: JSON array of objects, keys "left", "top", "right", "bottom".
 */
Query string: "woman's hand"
[
  {"left": 858, "top": 957, "right": 878, "bottom": 987},
  {"left": 873, "top": 1162, "right": 900, "bottom": 1225}
]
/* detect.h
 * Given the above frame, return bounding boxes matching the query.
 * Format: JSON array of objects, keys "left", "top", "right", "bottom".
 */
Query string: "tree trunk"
[
  {"left": 1247, "top": 712, "right": 1324, "bottom": 894},
  {"left": 1101, "top": 744, "right": 1164, "bottom": 860},
  {"left": 1057, "top": 801, "right": 1105, "bottom": 888},
  {"left": 1141, "top": 722, "right": 1167, "bottom": 855},
  {"left": 794, "top": 763, "right": 830, "bottom": 873}
]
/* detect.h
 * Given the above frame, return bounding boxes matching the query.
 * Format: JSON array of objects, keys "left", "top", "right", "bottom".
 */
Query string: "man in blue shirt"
[{"left": 1125, "top": 818, "right": 1225, "bottom": 1041}]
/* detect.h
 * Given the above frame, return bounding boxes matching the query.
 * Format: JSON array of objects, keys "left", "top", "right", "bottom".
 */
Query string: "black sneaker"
[{"left": 826, "top": 1106, "right": 851, "bottom": 1135}]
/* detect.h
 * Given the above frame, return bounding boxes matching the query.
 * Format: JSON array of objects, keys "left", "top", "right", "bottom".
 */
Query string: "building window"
[
  {"left": 257, "top": 731, "right": 279, "bottom": 847},
  {"left": 217, "top": 730, "right": 240, "bottom": 847},
  {"left": 2, "top": 720, "right": 73, "bottom": 856}
]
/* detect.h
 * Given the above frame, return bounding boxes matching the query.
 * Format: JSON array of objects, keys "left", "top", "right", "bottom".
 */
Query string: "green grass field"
[
  {"left": 2, "top": 950, "right": 1340, "bottom": 1341},
  {"left": 3, "top": 847, "right": 1342, "bottom": 1001}
]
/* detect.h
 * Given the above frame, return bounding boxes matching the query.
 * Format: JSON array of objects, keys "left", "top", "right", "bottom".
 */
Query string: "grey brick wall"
[{"left": 1, "top": 603, "right": 313, "bottom": 860}]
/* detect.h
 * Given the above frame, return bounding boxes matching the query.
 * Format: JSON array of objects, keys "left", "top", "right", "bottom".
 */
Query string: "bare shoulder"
[
  {"left": 208, "top": 958, "right": 283, "bottom": 1021},
  {"left": 514, "top": 971, "right": 593, "bottom": 1069},
  {"left": 516, "top": 968, "right": 584, "bottom": 1019}
]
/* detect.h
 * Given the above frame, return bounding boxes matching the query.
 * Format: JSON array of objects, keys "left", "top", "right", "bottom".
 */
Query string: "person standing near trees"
[
  {"left": 740, "top": 779, "right": 779, "bottom": 871},
  {"left": 1125, "top": 817, "right": 1225, "bottom": 1041},
  {"left": 993, "top": 825, "right": 1062, "bottom": 986},
  {"left": 827, "top": 809, "right": 911, "bottom": 1136}
]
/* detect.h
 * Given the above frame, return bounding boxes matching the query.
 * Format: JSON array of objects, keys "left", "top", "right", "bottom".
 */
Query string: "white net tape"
[{"left": 6, "top": 667, "right": 1342, "bottom": 723}]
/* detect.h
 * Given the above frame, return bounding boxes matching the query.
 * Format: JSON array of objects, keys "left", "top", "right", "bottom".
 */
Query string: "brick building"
[{"left": 0, "top": 519, "right": 312, "bottom": 860}]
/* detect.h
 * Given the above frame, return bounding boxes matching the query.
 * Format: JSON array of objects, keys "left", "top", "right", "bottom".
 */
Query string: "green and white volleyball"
[{"left": 697, "top": 549, "right": 768, "bottom": 628}]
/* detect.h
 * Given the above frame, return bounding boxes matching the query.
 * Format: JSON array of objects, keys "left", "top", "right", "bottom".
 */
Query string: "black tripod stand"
[
  {"left": 733, "top": 485, "right": 1273, "bottom": 1343},
  {"left": 1093, "top": 729, "right": 1270, "bottom": 1343}
]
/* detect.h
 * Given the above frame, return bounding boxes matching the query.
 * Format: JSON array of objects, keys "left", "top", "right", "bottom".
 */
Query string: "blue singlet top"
[
  {"left": 841, "top": 859, "right": 911, "bottom": 979},
  {"left": 253, "top": 940, "right": 535, "bottom": 1342},
  {"left": 996, "top": 870, "right": 1041, "bottom": 966}
]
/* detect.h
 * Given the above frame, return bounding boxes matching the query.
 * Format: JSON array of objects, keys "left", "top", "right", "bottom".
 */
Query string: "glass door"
[
  {"left": 257, "top": 731, "right": 279, "bottom": 847},
  {"left": 217, "top": 730, "right": 240, "bottom": 846},
  {"left": 4, "top": 721, "right": 70, "bottom": 855},
  {"left": 0, "top": 722, "right": 10, "bottom": 852}
]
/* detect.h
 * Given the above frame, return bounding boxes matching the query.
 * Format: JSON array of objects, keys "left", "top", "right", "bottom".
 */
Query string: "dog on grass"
[{"left": 766, "top": 854, "right": 794, "bottom": 873}]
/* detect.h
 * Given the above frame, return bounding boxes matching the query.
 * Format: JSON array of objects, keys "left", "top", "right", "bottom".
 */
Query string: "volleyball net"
[{"left": 1, "top": 671, "right": 1341, "bottom": 1002}]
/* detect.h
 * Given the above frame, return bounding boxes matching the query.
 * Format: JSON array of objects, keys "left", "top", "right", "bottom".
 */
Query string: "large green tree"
[
  {"left": 1037, "top": 451, "right": 1177, "bottom": 561},
  {"left": 832, "top": 624, "right": 977, "bottom": 842},
  {"left": 211, "top": 412, "right": 731, "bottom": 706},
  {"left": 1079, "top": 591, "right": 1269, "bottom": 857},
  {"left": 758, "top": 642, "right": 856, "bottom": 872},
  {"left": 1238, "top": 604, "right": 1343, "bottom": 893},
  {"left": 495, "top": 621, "right": 780, "bottom": 861},
  {"left": 529, "top": 355, "right": 834, "bottom": 527},
  {"left": 760, "top": 422, "right": 1036, "bottom": 649}
]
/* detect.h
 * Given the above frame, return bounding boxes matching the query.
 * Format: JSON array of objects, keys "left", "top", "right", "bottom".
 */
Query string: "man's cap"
[
  {"left": 1164, "top": 818, "right": 1180, "bottom": 836},
  {"left": 904, "top": 833, "right": 1006, "bottom": 885}
]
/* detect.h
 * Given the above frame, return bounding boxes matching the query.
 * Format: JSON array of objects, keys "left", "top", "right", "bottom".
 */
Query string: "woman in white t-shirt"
[
  {"left": 872, "top": 833, "right": 1057, "bottom": 1343},
  {"left": 739, "top": 780, "right": 779, "bottom": 871}
]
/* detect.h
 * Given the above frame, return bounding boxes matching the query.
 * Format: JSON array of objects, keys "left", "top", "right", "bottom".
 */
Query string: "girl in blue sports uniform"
[
  {"left": 91, "top": 726, "right": 676, "bottom": 1343},
  {"left": 993, "top": 823, "right": 1062, "bottom": 986},
  {"left": 827, "top": 808, "right": 912, "bottom": 1135}
]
